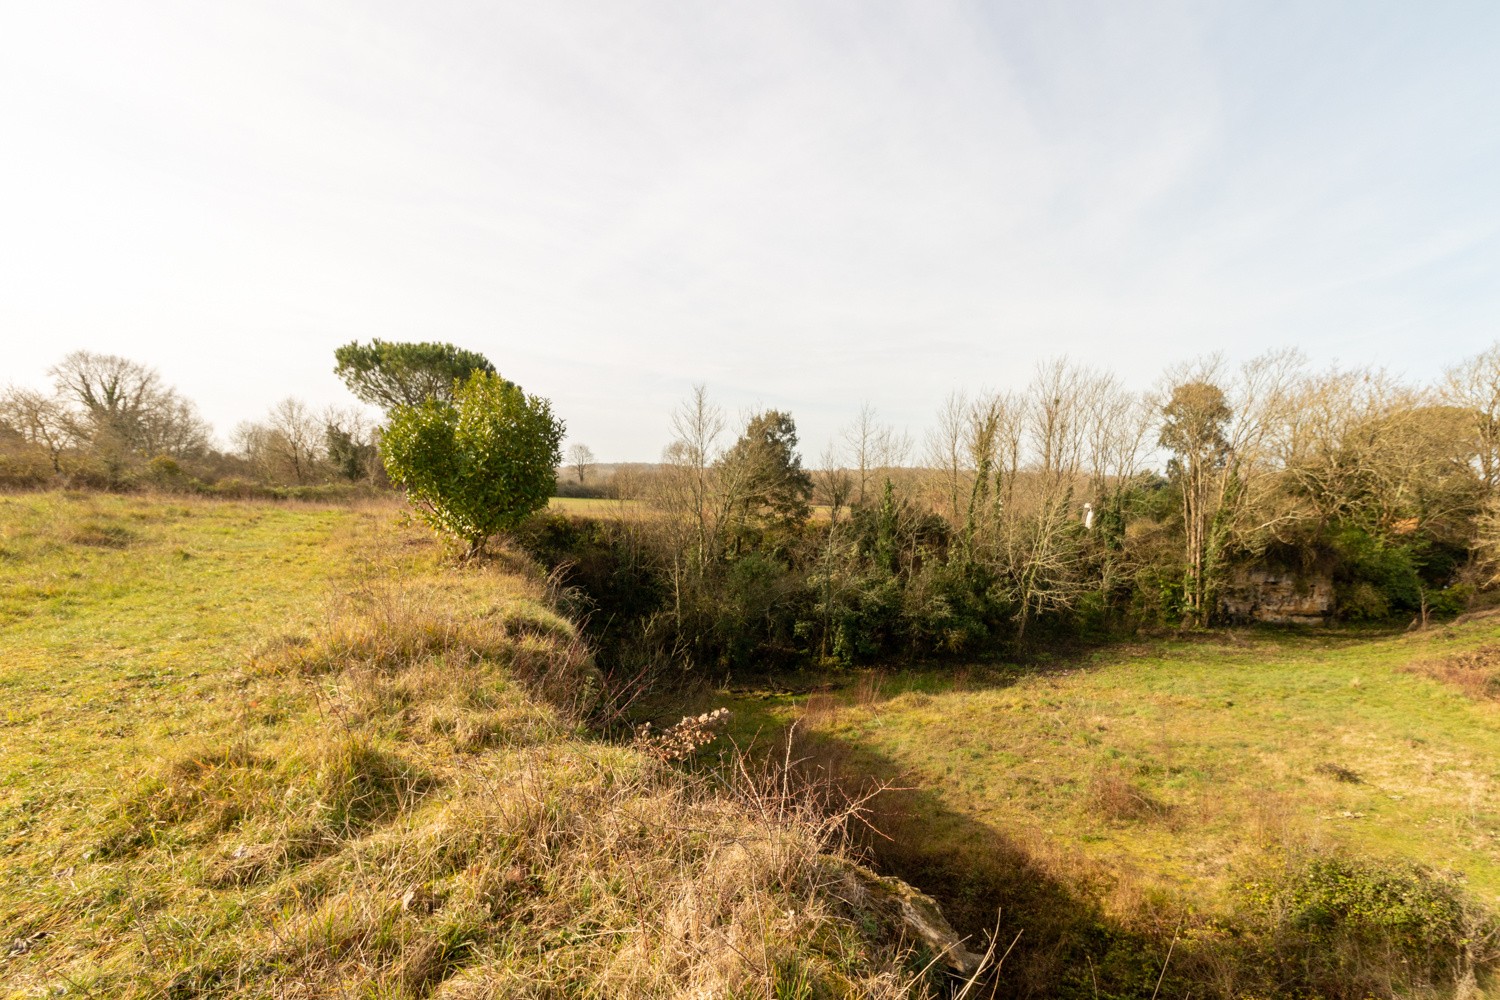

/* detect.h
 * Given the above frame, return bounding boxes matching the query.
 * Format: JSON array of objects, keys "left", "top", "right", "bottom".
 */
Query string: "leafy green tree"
[
  {"left": 718, "top": 410, "right": 813, "bottom": 535},
  {"left": 382, "top": 372, "right": 564, "bottom": 557},
  {"left": 333, "top": 340, "right": 499, "bottom": 411},
  {"left": 325, "top": 422, "right": 376, "bottom": 482}
]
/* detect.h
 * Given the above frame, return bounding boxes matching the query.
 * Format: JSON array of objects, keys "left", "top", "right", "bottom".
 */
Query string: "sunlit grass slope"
[
  {"left": 0, "top": 493, "right": 944, "bottom": 998},
  {"left": 714, "top": 625, "right": 1500, "bottom": 996},
  {"left": 825, "top": 628, "right": 1500, "bottom": 898}
]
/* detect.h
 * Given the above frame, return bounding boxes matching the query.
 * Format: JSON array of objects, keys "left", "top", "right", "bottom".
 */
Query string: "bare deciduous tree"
[
  {"left": 665, "top": 385, "right": 728, "bottom": 570},
  {"left": 269, "top": 398, "right": 323, "bottom": 484},
  {"left": 237, "top": 398, "right": 325, "bottom": 484},
  {"left": 936, "top": 360, "right": 1118, "bottom": 639},
  {"left": 0, "top": 387, "right": 72, "bottom": 472},
  {"left": 926, "top": 390, "right": 971, "bottom": 526},
  {"left": 1083, "top": 373, "right": 1152, "bottom": 499},
  {"left": 567, "top": 443, "right": 596, "bottom": 485},
  {"left": 631, "top": 386, "right": 733, "bottom": 632},
  {"left": 138, "top": 393, "right": 213, "bottom": 459},
  {"left": 1003, "top": 362, "right": 1094, "bottom": 637},
  {"left": 48, "top": 351, "right": 210, "bottom": 461},
  {"left": 1443, "top": 344, "right": 1500, "bottom": 496},
  {"left": 844, "top": 403, "right": 910, "bottom": 506}
]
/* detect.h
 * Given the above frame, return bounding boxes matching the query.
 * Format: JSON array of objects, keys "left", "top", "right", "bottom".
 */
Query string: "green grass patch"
[
  {"left": 547, "top": 496, "right": 641, "bottom": 516},
  {"left": 695, "top": 625, "right": 1500, "bottom": 996},
  {"left": 0, "top": 492, "right": 945, "bottom": 998}
]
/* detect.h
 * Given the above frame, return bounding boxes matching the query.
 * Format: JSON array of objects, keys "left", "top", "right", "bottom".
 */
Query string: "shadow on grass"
[
  {"left": 709, "top": 620, "right": 1405, "bottom": 713},
  {"left": 712, "top": 695, "right": 1178, "bottom": 1000}
]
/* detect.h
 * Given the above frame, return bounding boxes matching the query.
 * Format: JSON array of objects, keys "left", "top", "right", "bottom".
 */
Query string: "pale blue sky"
[{"left": 3, "top": 2, "right": 1498, "bottom": 460}]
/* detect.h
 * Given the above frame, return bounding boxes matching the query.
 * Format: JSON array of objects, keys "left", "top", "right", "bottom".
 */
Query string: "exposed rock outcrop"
[
  {"left": 832, "top": 862, "right": 985, "bottom": 976},
  {"left": 1220, "top": 567, "right": 1333, "bottom": 625}
]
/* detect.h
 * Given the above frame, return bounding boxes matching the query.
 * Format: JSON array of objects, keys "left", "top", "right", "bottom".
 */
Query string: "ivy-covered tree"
[
  {"left": 718, "top": 409, "right": 813, "bottom": 536},
  {"left": 381, "top": 372, "right": 564, "bottom": 557},
  {"left": 325, "top": 418, "right": 378, "bottom": 482},
  {"left": 334, "top": 340, "right": 500, "bottom": 411},
  {"left": 1159, "top": 380, "right": 1231, "bottom": 626}
]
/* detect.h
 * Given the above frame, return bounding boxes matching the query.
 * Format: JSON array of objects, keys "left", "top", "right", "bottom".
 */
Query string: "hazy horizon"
[{"left": 5, "top": 2, "right": 1499, "bottom": 461}]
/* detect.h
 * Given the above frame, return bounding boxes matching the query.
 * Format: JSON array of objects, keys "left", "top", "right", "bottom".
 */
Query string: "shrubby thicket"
[
  {"left": 10, "top": 342, "right": 1500, "bottom": 666},
  {"left": 524, "top": 346, "right": 1500, "bottom": 674}
]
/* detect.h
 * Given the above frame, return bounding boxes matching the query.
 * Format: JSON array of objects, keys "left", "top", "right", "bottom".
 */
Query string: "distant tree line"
[
  {"left": 10, "top": 340, "right": 1500, "bottom": 661},
  {"left": 0, "top": 350, "right": 384, "bottom": 495},
  {"left": 0, "top": 341, "right": 565, "bottom": 550},
  {"left": 0, "top": 344, "right": 472, "bottom": 495}
]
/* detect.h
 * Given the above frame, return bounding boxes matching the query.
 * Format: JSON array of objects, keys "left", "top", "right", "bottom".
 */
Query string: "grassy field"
[
  {"left": 0, "top": 492, "right": 402, "bottom": 851},
  {"left": 547, "top": 496, "right": 641, "bottom": 516},
  {"left": 687, "top": 623, "right": 1500, "bottom": 995},
  {"left": 0, "top": 492, "right": 948, "bottom": 998},
  {"left": 9, "top": 490, "right": 1499, "bottom": 997}
]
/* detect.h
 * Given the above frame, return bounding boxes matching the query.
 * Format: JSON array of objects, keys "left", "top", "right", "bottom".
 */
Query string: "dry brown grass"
[
  {"left": 66, "top": 519, "right": 139, "bottom": 547},
  {"left": 1087, "top": 769, "right": 1172, "bottom": 825},
  {"left": 253, "top": 577, "right": 602, "bottom": 715},
  {"left": 800, "top": 692, "right": 843, "bottom": 727},
  {"left": 1409, "top": 644, "right": 1500, "bottom": 701}
]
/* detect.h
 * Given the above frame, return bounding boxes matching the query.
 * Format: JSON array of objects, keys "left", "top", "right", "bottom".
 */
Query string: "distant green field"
[
  {"left": 548, "top": 495, "right": 835, "bottom": 521},
  {"left": 547, "top": 496, "right": 641, "bottom": 515}
]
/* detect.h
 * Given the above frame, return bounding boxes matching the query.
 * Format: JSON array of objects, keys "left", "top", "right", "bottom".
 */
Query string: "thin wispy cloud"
[{"left": 3, "top": 1, "right": 1498, "bottom": 458}]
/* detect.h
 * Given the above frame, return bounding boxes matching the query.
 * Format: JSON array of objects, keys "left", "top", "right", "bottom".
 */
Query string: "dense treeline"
[
  {"left": 527, "top": 346, "right": 1500, "bottom": 674},
  {"left": 10, "top": 343, "right": 1500, "bottom": 669}
]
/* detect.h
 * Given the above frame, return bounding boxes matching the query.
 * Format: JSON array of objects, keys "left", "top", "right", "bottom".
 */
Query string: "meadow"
[
  {"left": 689, "top": 621, "right": 1500, "bottom": 995},
  {"left": 547, "top": 496, "right": 641, "bottom": 517},
  {"left": 0, "top": 493, "right": 947, "bottom": 998},
  {"left": 7, "top": 489, "right": 1500, "bottom": 998}
]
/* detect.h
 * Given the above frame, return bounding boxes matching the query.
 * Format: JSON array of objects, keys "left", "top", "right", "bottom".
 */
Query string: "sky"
[{"left": 3, "top": 1, "right": 1500, "bottom": 461}]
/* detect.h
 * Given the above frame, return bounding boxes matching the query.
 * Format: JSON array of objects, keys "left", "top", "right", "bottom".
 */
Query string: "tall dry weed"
[{"left": 1408, "top": 645, "right": 1500, "bottom": 701}]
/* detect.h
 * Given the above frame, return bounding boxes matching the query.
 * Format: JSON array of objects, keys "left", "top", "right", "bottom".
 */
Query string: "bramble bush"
[{"left": 1240, "top": 854, "right": 1491, "bottom": 996}]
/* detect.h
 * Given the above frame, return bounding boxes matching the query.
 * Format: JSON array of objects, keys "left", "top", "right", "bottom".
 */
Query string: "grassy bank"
[
  {"left": 0, "top": 493, "right": 952, "bottom": 998},
  {"left": 693, "top": 625, "right": 1500, "bottom": 997}
]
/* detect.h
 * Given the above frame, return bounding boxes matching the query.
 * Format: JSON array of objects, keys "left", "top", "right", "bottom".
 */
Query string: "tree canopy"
[
  {"left": 333, "top": 340, "right": 500, "bottom": 411},
  {"left": 1159, "top": 380, "right": 1231, "bottom": 464},
  {"left": 718, "top": 409, "right": 813, "bottom": 533},
  {"left": 380, "top": 371, "right": 563, "bottom": 555},
  {"left": 47, "top": 351, "right": 211, "bottom": 462}
]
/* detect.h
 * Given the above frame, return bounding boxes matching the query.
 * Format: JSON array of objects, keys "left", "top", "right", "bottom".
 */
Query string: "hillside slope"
[{"left": 0, "top": 494, "right": 960, "bottom": 998}]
